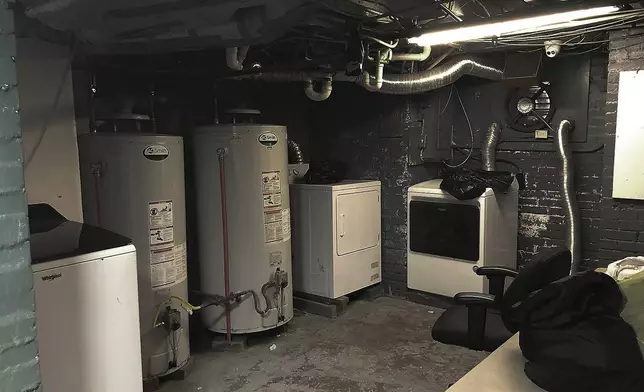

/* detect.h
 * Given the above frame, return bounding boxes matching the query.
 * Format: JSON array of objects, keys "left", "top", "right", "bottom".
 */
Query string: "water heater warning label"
[
  {"left": 149, "top": 201, "right": 173, "bottom": 228},
  {"left": 150, "top": 243, "right": 187, "bottom": 289},
  {"left": 150, "top": 227, "right": 174, "bottom": 245},
  {"left": 262, "top": 171, "right": 281, "bottom": 193},
  {"left": 263, "top": 208, "right": 291, "bottom": 244},
  {"left": 262, "top": 171, "right": 282, "bottom": 208}
]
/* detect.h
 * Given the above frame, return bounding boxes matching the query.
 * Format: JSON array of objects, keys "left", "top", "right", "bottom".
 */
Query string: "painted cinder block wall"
[{"left": 0, "top": 2, "right": 41, "bottom": 391}]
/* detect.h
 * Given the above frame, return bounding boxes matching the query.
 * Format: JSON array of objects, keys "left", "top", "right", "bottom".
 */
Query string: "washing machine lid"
[
  {"left": 291, "top": 180, "right": 381, "bottom": 192},
  {"left": 408, "top": 179, "right": 496, "bottom": 198},
  {"left": 29, "top": 204, "right": 132, "bottom": 266}
]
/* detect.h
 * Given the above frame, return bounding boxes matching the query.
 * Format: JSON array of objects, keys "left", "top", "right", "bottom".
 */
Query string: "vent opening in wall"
[{"left": 506, "top": 83, "right": 554, "bottom": 132}]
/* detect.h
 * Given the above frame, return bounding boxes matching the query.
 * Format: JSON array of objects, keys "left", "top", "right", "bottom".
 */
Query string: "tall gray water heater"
[
  {"left": 78, "top": 133, "right": 190, "bottom": 380},
  {"left": 193, "top": 124, "right": 293, "bottom": 334}
]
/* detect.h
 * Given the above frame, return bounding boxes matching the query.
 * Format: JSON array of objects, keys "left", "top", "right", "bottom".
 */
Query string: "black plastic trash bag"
[
  {"left": 305, "top": 161, "right": 348, "bottom": 184},
  {"left": 440, "top": 168, "right": 515, "bottom": 200}
]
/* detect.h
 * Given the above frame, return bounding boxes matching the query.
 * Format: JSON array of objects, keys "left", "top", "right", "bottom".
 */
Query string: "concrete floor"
[{"left": 161, "top": 297, "right": 487, "bottom": 392}]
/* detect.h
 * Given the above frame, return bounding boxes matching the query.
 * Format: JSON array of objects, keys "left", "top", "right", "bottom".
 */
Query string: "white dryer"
[
  {"left": 407, "top": 180, "right": 518, "bottom": 297},
  {"left": 290, "top": 180, "right": 381, "bottom": 299},
  {"left": 29, "top": 205, "right": 143, "bottom": 392}
]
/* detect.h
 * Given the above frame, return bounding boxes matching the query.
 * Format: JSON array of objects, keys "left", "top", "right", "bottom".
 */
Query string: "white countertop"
[{"left": 446, "top": 334, "right": 546, "bottom": 392}]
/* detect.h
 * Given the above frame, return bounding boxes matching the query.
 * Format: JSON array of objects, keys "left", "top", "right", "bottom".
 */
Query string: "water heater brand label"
[
  {"left": 258, "top": 132, "right": 278, "bottom": 147},
  {"left": 143, "top": 145, "right": 169, "bottom": 161}
]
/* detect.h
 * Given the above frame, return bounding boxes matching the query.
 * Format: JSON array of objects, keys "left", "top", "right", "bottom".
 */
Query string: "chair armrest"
[
  {"left": 454, "top": 292, "right": 496, "bottom": 306},
  {"left": 473, "top": 266, "right": 519, "bottom": 300},
  {"left": 473, "top": 266, "right": 519, "bottom": 278}
]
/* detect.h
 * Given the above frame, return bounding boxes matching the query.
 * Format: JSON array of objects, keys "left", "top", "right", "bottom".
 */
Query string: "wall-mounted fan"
[{"left": 506, "top": 82, "right": 555, "bottom": 132}]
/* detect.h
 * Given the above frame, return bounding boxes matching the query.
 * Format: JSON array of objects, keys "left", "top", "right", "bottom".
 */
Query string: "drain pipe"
[
  {"left": 555, "top": 120, "right": 581, "bottom": 274},
  {"left": 391, "top": 46, "right": 431, "bottom": 62},
  {"left": 482, "top": 123, "right": 500, "bottom": 171},
  {"left": 226, "top": 46, "right": 250, "bottom": 71}
]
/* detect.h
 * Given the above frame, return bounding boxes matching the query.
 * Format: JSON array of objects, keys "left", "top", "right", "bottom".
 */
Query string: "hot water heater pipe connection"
[{"left": 154, "top": 268, "right": 290, "bottom": 323}]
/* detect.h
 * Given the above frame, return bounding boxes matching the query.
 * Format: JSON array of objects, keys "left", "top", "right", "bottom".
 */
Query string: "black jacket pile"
[{"left": 503, "top": 271, "right": 644, "bottom": 392}]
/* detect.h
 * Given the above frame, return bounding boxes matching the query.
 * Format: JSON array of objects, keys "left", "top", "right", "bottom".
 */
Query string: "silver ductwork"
[
  {"left": 234, "top": 55, "right": 502, "bottom": 96},
  {"left": 357, "top": 55, "right": 503, "bottom": 94},
  {"left": 305, "top": 78, "right": 333, "bottom": 101},
  {"left": 226, "top": 46, "right": 250, "bottom": 71},
  {"left": 288, "top": 141, "right": 304, "bottom": 164},
  {"left": 482, "top": 122, "right": 500, "bottom": 171},
  {"left": 555, "top": 119, "right": 581, "bottom": 274}
]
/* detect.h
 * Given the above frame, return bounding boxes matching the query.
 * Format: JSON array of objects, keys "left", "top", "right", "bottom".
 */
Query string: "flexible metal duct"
[
  {"left": 234, "top": 55, "right": 502, "bottom": 96},
  {"left": 226, "top": 46, "right": 249, "bottom": 71},
  {"left": 482, "top": 122, "right": 500, "bottom": 171},
  {"left": 358, "top": 55, "right": 504, "bottom": 94},
  {"left": 304, "top": 79, "right": 332, "bottom": 101},
  {"left": 288, "top": 140, "right": 304, "bottom": 164},
  {"left": 555, "top": 119, "right": 581, "bottom": 274}
]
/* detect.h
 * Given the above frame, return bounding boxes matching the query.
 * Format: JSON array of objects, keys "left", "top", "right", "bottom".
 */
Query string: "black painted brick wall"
[
  {"left": 599, "top": 28, "right": 644, "bottom": 266},
  {"left": 446, "top": 54, "right": 607, "bottom": 270}
]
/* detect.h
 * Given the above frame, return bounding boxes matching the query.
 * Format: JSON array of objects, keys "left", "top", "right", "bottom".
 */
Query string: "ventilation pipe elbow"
[
  {"left": 482, "top": 122, "right": 500, "bottom": 171},
  {"left": 226, "top": 46, "right": 250, "bottom": 71},
  {"left": 391, "top": 46, "right": 431, "bottom": 62},
  {"left": 305, "top": 78, "right": 333, "bottom": 101},
  {"left": 555, "top": 119, "right": 581, "bottom": 274},
  {"left": 358, "top": 55, "right": 503, "bottom": 94}
]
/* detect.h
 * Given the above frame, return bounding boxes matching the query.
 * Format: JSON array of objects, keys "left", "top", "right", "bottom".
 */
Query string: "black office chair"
[{"left": 431, "top": 248, "right": 572, "bottom": 352}]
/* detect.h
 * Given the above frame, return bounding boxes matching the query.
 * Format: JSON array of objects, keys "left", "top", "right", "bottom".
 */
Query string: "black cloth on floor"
[{"left": 502, "top": 271, "right": 644, "bottom": 392}]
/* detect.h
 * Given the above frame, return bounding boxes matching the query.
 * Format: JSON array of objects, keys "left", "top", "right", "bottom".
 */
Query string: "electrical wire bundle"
[{"left": 466, "top": 9, "right": 644, "bottom": 53}]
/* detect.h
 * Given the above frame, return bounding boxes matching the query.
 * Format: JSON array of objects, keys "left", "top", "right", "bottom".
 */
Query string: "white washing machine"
[
  {"left": 407, "top": 180, "right": 518, "bottom": 297},
  {"left": 29, "top": 205, "right": 143, "bottom": 392},
  {"left": 290, "top": 180, "right": 381, "bottom": 299}
]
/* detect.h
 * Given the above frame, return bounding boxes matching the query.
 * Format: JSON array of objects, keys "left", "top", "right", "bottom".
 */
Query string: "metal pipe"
[
  {"left": 288, "top": 140, "right": 304, "bottom": 164},
  {"left": 391, "top": 46, "right": 431, "bottom": 62},
  {"left": 357, "top": 55, "right": 503, "bottom": 94},
  {"left": 555, "top": 119, "right": 581, "bottom": 274},
  {"left": 235, "top": 55, "right": 502, "bottom": 95},
  {"left": 363, "top": 60, "right": 384, "bottom": 91},
  {"left": 217, "top": 148, "right": 232, "bottom": 342},
  {"left": 304, "top": 78, "right": 333, "bottom": 101},
  {"left": 482, "top": 122, "right": 500, "bottom": 171}
]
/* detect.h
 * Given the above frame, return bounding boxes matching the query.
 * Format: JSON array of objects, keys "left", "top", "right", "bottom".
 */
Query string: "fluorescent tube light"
[{"left": 408, "top": 6, "right": 619, "bottom": 46}]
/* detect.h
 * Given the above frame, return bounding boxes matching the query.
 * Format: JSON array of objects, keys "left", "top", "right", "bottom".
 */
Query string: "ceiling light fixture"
[{"left": 408, "top": 6, "right": 619, "bottom": 46}]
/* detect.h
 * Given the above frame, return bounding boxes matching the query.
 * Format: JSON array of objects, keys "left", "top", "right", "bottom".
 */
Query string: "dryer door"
[
  {"left": 336, "top": 190, "right": 380, "bottom": 256},
  {"left": 409, "top": 199, "right": 480, "bottom": 262}
]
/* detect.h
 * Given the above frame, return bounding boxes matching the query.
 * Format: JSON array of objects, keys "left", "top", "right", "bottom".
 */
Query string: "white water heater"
[
  {"left": 193, "top": 124, "right": 293, "bottom": 333},
  {"left": 78, "top": 133, "right": 190, "bottom": 380}
]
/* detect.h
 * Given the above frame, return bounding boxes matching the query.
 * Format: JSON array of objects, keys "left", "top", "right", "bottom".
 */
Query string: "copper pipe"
[{"left": 218, "top": 150, "right": 232, "bottom": 342}]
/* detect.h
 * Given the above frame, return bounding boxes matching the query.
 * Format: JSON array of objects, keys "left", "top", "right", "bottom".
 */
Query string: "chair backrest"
[{"left": 501, "top": 247, "right": 572, "bottom": 332}]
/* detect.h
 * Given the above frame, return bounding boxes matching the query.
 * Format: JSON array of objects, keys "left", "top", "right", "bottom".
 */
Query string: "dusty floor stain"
[{"left": 160, "top": 297, "right": 487, "bottom": 392}]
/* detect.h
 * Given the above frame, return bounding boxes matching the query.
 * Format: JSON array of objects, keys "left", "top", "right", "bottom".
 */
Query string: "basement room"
[{"left": 2, "top": 0, "right": 644, "bottom": 391}]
